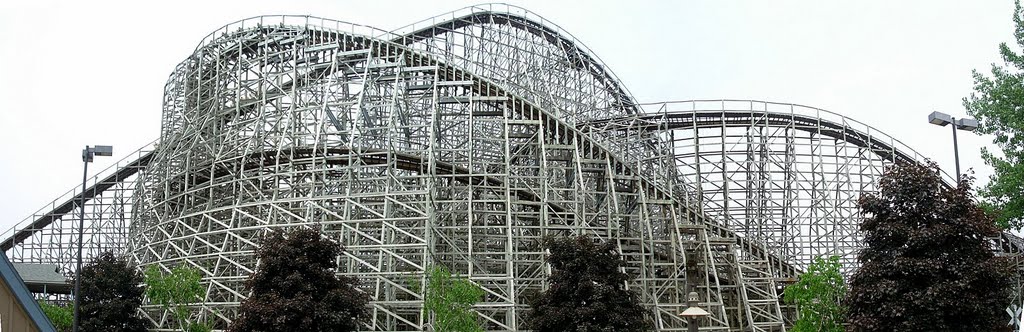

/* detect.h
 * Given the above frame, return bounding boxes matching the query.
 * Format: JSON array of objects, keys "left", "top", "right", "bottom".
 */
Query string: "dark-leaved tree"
[
  {"left": 846, "top": 163, "right": 1013, "bottom": 331},
  {"left": 228, "top": 228, "right": 369, "bottom": 332},
  {"left": 527, "top": 235, "right": 649, "bottom": 332},
  {"left": 78, "top": 251, "right": 149, "bottom": 332}
]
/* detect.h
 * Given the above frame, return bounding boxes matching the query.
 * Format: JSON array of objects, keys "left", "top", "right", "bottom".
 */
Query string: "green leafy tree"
[
  {"left": 527, "top": 235, "right": 650, "bottom": 332},
  {"left": 783, "top": 256, "right": 846, "bottom": 332},
  {"left": 144, "top": 265, "right": 210, "bottom": 332},
  {"left": 846, "top": 163, "right": 1013, "bottom": 331},
  {"left": 228, "top": 228, "right": 369, "bottom": 332},
  {"left": 78, "top": 251, "right": 148, "bottom": 332},
  {"left": 964, "top": 0, "right": 1024, "bottom": 229},
  {"left": 39, "top": 301, "right": 72, "bottom": 332},
  {"left": 424, "top": 265, "right": 485, "bottom": 332}
]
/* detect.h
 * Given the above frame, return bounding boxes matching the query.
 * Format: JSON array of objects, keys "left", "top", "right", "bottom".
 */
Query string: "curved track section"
[
  {"left": 130, "top": 15, "right": 789, "bottom": 331},
  {"left": 584, "top": 99, "right": 1024, "bottom": 327},
  {"left": 0, "top": 143, "right": 155, "bottom": 277},
  {"left": 391, "top": 4, "right": 640, "bottom": 123},
  {"left": 582, "top": 100, "right": 955, "bottom": 271},
  {"left": 7, "top": 8, "right": 1023, "bottom": 332}
]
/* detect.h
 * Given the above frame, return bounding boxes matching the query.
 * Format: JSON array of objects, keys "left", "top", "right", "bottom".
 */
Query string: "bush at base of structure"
[{"left": 39, "top": 301, "right": 72, "bottom": 332}]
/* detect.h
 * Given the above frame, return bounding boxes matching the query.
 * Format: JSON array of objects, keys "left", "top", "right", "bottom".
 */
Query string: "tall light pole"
[
  {"left": 927, "top": 111, "right": 978, "bottom": 184},
  {"left": 73, "top": 145, "right": 112, "bottom": 332}
]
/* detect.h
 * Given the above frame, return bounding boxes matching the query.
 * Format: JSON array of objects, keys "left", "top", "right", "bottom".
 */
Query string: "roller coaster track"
[
  {"left": 392, "top": 39, "right": 801, "bottom": 278},
  {"left": 6, "top": 9, "right": 1022, "bottom": 331},
  {"left": 2, "top": 13, "right": 787, "bottom": 263},
  {"left": 9, "top": 99, "right": 1016, "bottom": 269},
  {"left": 6, "top": 10, "right": 628, "bottom": 250},
  {"left": 4, "top": 16, "right": 795, "bottom": 330},
  {"left": 580, "top": 101, "right": 1024, "bottom": 256},
  {"left": 581, "top": 109, "right": 922, "bottom": 167},
  {"left": 9, "top": 13, "right": 1000, "bottom": 280},
  {"left": 1, "top": 146, "right": 154, "bottom": 251},
  {"left": 391, "top": 9, "right": 638, "bottom": 114}
]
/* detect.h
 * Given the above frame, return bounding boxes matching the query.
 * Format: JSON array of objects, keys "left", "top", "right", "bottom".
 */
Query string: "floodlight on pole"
[
  {"left": 928, "top": 111, "right": 953, "bottom": 126},
  {"left": 927, "top": 111, "right": 976, "bottom": 184},
  {"left": 955, "top": 118, "right": 979, "bottom": 131},
  {"left": 73, "top": 145, "right": 112, "bottom": 332}
]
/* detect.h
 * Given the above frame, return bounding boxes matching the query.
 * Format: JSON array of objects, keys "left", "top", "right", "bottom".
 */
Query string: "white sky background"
[{"left": 0, "top": 0, "right": 1016, "bottom": 233}]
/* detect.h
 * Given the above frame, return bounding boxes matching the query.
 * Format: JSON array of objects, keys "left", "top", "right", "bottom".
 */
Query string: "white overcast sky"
[{"left": 0, "top": 0, "right": 1016, "bottom": 233}]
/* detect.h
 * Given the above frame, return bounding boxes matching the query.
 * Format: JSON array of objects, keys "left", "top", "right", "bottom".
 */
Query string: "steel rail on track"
[
  {"left": 186, "top": 9, "right": 641, "bottom": 131},
  {"left": 1, "top": 14, "right": 792, "bottom": 279},
  {"left": 580, "top": 103, "right": 1024, "bottom": 256},
  {"left": 155, "top": 146, "right": 568, "bottom": 215},
  {"left": 0, "top": 12, "right": 625, "bottom": 251},
  {"left": 191, "top": 22, "right": 796, "bottom": 276},
  {"left": 3, "top": 15, "right": 1019, "bottom": 332},
  {"left": 394, "top": 47, "right": 804, "bottom": 278},
  {"left": 391, "top": 10, "right": 638, "bottom": 114},
  {"left": 0, "top": 151, "right": 155, "bottom": 251},
  {"left": 12, "top": 12, "right": 1017, "bottom": 280},
  {"left": 581, "top": 110, "right": 918, "bottom": 167}
]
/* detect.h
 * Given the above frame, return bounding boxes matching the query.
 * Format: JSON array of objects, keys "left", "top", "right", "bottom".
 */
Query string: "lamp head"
[
  {"left": 955, "top": 118, "right": 979, "bottom": 131},
  {"left": 82, "top": 145, "right": 114, "bottom": 162},
  {"left": 928, "top": 111, "right": 952, "bottom": 126},
  {"left": 92, "top": 145, "right": 113, "bottom": 157}
]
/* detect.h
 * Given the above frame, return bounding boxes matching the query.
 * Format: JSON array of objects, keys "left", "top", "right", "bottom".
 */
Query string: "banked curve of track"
[{"left": 390, "top": 5, "right": 639, "bottom": 115}]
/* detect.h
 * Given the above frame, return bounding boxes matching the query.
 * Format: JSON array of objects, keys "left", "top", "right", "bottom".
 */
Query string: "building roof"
[
  {"left": 0, "top": 254, "right": 57, "bottom": 332},
  {"left": 13, "top": 263, "right": 70, "bottom": 294}
]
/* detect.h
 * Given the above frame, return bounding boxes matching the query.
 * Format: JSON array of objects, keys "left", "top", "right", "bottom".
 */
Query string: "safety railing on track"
[
  {"left": 0, "top": 140, "right": 156, "bottom": 273},
  {"left": 636, "top": 99, "right": 957, "bottom": 184}
]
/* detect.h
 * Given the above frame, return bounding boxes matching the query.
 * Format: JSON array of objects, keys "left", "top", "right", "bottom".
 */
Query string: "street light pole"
[
  {"left": 927, "top": 112, "right": 977, "bottom": 185},
  {"left": 950, "top": 117, "right": 961, "bottom": 183},
  {"left": 73, "top": 145, "right": 112, "bottom": 332}
]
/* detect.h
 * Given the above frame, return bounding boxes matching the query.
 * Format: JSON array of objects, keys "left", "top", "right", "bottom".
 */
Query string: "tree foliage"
[
  {"left": 964, "top": 0, "right": 1024, "bottom": 229},
  {"left": 846, "top": 163, "right": 1013, "bottom": 331},
  {"left": 144, "top": 265, "right": 210, "bottom": 332},
  {"left": 424, "top": 265, "right": 484, "bottom": 332},
  {"left": 39, "top": 301, "right": 72, "bottom": 332},
  {"left": 783, "top": 255, "right": 846, "bottom": 332},
  {"left": 527, "top": 235, "right": 649, "bottom": 332},
  {"left": 228, "top": 228, "right": 369, "bottom": 332},
  {"left": 78, "top": 251, "right": 148, "bottom": 332}
]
